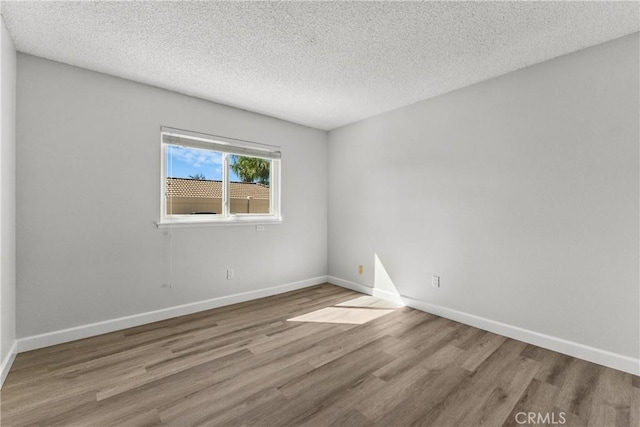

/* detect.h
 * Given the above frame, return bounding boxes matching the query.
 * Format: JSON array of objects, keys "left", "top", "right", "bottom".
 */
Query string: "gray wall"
[
  {"left": 328, "top": 34, "right": 639, "bottom": 359},
  {"left": 16, "top": 54, "right": 327, "bottom": 338},
  {"left": 1, "top": 17, "right": 16, "bottom": 372}
]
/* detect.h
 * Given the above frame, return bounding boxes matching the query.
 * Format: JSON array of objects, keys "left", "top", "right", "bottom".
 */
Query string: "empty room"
[{"left": 0, "top": 1, "right": 638, "bottom": 426}]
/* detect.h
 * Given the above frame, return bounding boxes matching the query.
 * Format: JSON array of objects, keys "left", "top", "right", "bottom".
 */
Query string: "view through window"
[{"left": 161, "top": 128, "right": 281, "bottom": 224}]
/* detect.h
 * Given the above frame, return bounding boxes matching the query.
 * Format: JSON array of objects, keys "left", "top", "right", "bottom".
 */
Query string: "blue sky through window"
[{"left": 167, "top": 145, "right": 241, "bottom": 182}]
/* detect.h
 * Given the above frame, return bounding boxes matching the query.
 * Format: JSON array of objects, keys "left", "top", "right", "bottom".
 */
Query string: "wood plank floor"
[{"left": 1, "top": 284, "right": 638, "bottom": 426}]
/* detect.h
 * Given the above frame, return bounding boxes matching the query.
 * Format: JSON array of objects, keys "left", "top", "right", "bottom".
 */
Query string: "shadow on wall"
[{"left": 373, "top": 254, "right": 404, "bottom": 305}]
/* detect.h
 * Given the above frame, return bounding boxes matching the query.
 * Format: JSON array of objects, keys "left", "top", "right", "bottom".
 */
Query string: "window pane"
[
  {"left": 166, "top": 145, "right": 223, "bottom": 215},
  {"left": 229, "top": 155, "right": 271, "bottom": 214}
]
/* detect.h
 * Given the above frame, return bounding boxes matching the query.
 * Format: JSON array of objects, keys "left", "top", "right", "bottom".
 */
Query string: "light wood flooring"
[{"left": 1, "top": 284, "right": 638, "bottom": 426}]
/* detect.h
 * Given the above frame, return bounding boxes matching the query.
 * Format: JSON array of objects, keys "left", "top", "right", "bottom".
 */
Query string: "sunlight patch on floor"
[
  {"left": 336, "top": 295, "right": 402, "bottom": 309},
  {"left": 287, "top": 307, "right": 395, "bottom": 325}
]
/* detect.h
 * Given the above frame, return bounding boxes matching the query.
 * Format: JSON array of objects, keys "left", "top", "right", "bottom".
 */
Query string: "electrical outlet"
[
  {"left": 256, "top": 225, "right": 265, "bottom": 232},
  {"left": 227, "top": 269, "right": 234, "bottom": 280},
  {"left": 358, "top": 265, "right": 364, "bottom": 275},
  {"left": 432, "top": 275, "right": 440, "bottom": 288}
]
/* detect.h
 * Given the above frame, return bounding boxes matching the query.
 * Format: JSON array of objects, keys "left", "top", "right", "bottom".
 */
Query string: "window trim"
[{"left": 157, "top": 127, "right": 282, "bottom": 227}]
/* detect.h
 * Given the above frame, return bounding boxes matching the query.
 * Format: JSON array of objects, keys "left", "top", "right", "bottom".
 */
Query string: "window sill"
[{"left": 156, "top": 216, "right": 283, "bottom": 229}]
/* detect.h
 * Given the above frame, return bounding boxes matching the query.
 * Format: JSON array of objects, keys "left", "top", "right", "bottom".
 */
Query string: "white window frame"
[{"left": 158, "top": 127, "right": 282, "bottom": 227}]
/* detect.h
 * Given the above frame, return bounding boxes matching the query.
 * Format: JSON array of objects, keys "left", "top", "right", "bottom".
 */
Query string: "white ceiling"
[{"left": 1, "top": 1, "right": 638, "bottom": 130}]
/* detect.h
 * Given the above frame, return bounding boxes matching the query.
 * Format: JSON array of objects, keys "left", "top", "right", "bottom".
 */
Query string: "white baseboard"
[
  {"left": 1, "top": 340, "right": 17, "bottom": 388},
  {"left": 327, "top": 277, "right": 405, "bottom": 306},
  {"left": 327, "top": 276, "right": 373, "bottom": 295},
  {"left": 372, "top": 288, "right": 405, "bottom": 305},
  {"left": 17, "top": 276, "right": 328, "bottom": 353},
  {"left": 328, "top": 276, "right": 640, "bottom": 376}
]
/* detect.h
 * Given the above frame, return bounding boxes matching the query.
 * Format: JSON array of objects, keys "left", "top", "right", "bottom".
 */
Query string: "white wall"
[
  {"left": 329, "top": 34, "right": 639, "bottom": 367},
  {"left": 16, "top": 54, "right": 327, "bottom": 340},
  {"left": 0, "top": 16, "right": 17, "bottom": 385}
]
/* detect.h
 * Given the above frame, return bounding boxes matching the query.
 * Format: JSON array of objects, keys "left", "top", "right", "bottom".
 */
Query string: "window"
[{"left": 159, "top": 127, "right": 281, "bottom": 226}]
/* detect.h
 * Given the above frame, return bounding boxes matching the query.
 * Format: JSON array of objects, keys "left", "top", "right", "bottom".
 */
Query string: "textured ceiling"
[{"left": 2, "top": 1, "right": 639, "bottom": 130}]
